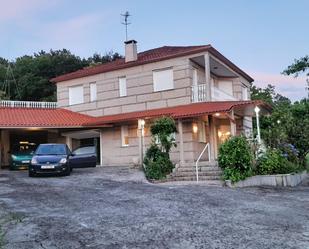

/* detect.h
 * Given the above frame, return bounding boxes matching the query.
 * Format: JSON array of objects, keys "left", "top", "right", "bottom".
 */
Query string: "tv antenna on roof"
[{"left": 121, "top": 11, "right": 131, "bottom": 41}]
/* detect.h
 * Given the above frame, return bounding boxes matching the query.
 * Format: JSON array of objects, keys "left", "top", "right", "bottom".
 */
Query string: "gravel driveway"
[{"left": 0, "top": 167, "right": 308, "bottom": 249}]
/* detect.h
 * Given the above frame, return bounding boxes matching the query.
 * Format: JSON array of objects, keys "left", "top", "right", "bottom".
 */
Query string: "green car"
[{"left": 10, "top": 142, "right": 36, "bottom": 170}]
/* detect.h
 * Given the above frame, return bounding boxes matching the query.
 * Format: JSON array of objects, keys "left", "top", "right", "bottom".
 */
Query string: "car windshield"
[
  {"left": 73, "top": 146, "right": 95, "bottom": 155},
  {"left": 35, "top": 144, "right": 67, "bottom": 155},
  {"left": 12, "top": 143, "right": 36, "bottom": 154}
]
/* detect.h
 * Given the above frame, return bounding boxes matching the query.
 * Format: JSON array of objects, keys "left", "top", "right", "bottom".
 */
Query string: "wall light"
[
  {"left": 192, "top": 123, "right": 198, "bottom": 133},
  {"left": 215, "top": 113, "right": 220, "bottom": 117}
]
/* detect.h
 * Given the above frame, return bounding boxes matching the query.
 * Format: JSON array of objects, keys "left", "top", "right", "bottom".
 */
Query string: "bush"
[
  {"left": 143, "top": 117, "right": 177, "bottom": 180},
  {"left": 218, "top": 136, "right": 254, "bottom": 182},
  {"left": 255, "top": 148, "right": 300, "bottom": 175}
]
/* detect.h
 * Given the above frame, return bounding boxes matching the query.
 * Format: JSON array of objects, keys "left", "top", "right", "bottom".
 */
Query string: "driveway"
[{"left": 0, "top": 168, "right": 308, "bottom": 249}]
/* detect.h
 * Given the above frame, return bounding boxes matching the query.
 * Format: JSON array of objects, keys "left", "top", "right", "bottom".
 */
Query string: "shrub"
[
  {"left": 143, "top": 145, "right": 174, "bottom": 179},
  {"left": 222, "top": 167, "right": 253, "bottom": 183},
  {"left": 143, "top": 117, "right": 177, "bottom": 180},
  {"left": 255, "top": 148, "right": 300, "bottom": 175},
  {"left": 218, "top": 136, "right": 253, "bottom": 177}
]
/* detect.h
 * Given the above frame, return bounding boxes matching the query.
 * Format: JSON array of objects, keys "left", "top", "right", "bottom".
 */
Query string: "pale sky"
[{"left": 0, "top": 0, "right": 308, "bottom": 101}]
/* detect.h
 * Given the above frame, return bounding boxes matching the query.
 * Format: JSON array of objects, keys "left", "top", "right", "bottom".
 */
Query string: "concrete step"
[
  {"left": 172, "top": 171, "right": 222, "bottom": 177},
  {"left": 176, "top": 166, "right": 221, "bottom": 172},
  {"left": 168, "top": 175, "right": 221, "bottom": 181},
  {"left": 181, "top": 161, "right": 218, "bottom": 167}
]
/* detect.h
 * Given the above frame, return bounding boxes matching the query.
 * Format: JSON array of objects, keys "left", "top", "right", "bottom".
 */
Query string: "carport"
[{"left": 0, "top": 103, "right": 103, "bottom": 168}]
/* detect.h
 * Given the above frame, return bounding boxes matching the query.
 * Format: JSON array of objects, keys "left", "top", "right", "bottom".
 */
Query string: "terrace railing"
[{"left": 0, "top": 100, "right": 57, "bottom": 109}]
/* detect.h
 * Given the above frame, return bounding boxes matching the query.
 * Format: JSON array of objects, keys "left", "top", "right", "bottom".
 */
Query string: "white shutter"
[
  {"left": 121, "top": 125, "right": 129, "bottom": 146},
  {"left": 153, "top": 68, "right": 174, "bottom": 92},
  {"left": 119, "top": 77, "right": 127, "bottom": 97},
  {"left": 90, "top": 83, "right": 97, "bottom": 101},
  {"left": 69, "top": 86, "right": 84, "bottom": 105},
  {"left": 218, "top": 80, "right": 233, "bottom": 96},
  {"left": 242, "top": 86, "right": 248, "bottom": 100}
]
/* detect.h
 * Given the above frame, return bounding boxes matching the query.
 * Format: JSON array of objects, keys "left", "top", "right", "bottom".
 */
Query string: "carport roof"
[
  {"left": 85, "top": 100, "right": 271, "bottom": 126},
  {"left": 0, "top": 107, "right": 96, "bottom": 128}
]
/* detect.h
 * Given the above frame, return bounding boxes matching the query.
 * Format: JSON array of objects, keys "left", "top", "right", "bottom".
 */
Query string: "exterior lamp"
[
  {"left": 192, "top": 123, "right": 198, "bottom": 134},
  {"left": 215, "top": 113, "right": 220, "bottom": 117},
  {"left": 254, "top": 106, "right": 261, "bottom": 144}
]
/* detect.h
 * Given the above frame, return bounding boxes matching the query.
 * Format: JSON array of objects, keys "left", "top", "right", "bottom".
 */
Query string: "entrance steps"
[{"left": 168, "top": 161, "right": 223, "bottom": 184}]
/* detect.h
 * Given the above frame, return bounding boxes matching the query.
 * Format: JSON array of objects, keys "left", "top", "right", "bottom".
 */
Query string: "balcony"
[
  {"left": 191, "top": 84, "right": 237, "bottom": 103},
  {"left": 0, "top": 100, "right": 58, "bottom": 109}
]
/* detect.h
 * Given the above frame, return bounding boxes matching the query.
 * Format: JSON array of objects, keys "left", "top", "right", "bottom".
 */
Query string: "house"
[{"left": 0, "top": 40, "right": 270, "bottom": 180}]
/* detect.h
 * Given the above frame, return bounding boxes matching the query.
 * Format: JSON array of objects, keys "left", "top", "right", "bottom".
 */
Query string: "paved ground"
[{"left": 0, "top": 167, "right": 308, "bottom": 249}]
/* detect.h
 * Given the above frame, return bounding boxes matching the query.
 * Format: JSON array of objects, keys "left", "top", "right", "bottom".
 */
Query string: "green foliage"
[
  {"left": 143, "top": 117, "right": 177, "bottom": 180},
  {"left": 150, "top": 116, "right": 177, "bottom": 154},
  {"left": 250, "top": 84, "right": 309, "bottom": 165},
  {"left": 0, "top": 50, "right": 122, "bottom": 101},
  {"left": 143, "top": 144, "right": 174, "bottom": 180},
  {"left": 218, "top": 136, "right": 253, "bottom": 172},
  {"left": 218, "top": 136, "right": 254, "bottom": 182},
  {"left": 282, "top": 55, "right": 309, "bottom": 77},
  {"left": 255, "top": 148, "right": 301, "bottom": 175},
  {"left": 222, "top": 167, "right": 252, "bottom": 183}
]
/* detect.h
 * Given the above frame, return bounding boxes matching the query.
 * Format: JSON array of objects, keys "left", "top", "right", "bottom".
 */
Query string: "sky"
[{"left": 0, "top": 0, "right": 308, "bottom": 101}]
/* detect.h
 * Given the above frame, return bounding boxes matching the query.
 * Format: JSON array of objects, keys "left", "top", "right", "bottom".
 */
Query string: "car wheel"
[
  {"left": 28, "top": 171, "right": 35, "bottom": 177},
  {"left": 63, "top": 166, "right": 71, "bottom": 176}
]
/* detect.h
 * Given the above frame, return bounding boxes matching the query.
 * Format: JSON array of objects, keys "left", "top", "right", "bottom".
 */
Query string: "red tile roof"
[
  {"left": 0, "top": 107, "right": 96, "bottom": 128},
  {"left": 85, "top": 100, "right": 268, "bottom": 126},
  {"left": 51, "top": 45, "right": 254, "bottom": 83},
  {"left": 0, "top": 101, "right": 270, "bottom": 128}
]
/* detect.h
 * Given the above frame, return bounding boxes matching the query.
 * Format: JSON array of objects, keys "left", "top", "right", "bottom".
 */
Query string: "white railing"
[
  {"left": 195, "top": 143, "right": 210, "bottom": 182},
  {"left": 191, "top": 84, "right": 207, "bottom": 102},
  {"left": 0, "top": 100, "right": 58, "bottom": 109},
  {"left": 211, "top": 87, "right": 236, "bottom": 101}
]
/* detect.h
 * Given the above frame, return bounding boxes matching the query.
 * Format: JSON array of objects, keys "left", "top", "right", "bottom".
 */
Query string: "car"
[
  {"left": 28, "top": 144, "right": 97, "bottom": 177},
  {"left": 29, "top": 143, "right": 71, "bottom": 177},
  {"left": 69, "top": 146, "right": 97, "bottom": 168},
  {"left": 10, "top": 142, "right": 36, "bottom": 170}
]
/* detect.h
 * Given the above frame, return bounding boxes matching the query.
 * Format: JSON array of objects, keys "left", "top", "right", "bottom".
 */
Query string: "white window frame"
[
  {"left": 90, "top": 82, "right": 97, "bottom": 102},
  {"left": 69, "top": 85, "right": 84, "bottom": 105},
  {"left": 119, "top": 77, "right": 127, "bottom": 97},
  {"left": 121, "top": 125, "right": 129, "bottom": 147},
  {"left": 153, "top": 68, "right": 174, "bottom": 92},
  {"left": 242, "top": 86, "right": 248, "bottom": 100}
]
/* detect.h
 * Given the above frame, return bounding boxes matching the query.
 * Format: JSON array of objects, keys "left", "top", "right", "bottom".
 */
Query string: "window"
[
  {"left": 198, "top": 121, "right": 207, "bottom": 143},
  {"left": 153, "top": 68, "right": 174, "bottom": 92},
  {"left": 119, "top": 77, "right": 127, "bottom": 97},
  {"left": 121, "top": 126, "right": 129, "bottom": 146},
  {"left": 218, "top": 80, "right": 233, "bottom": 96},
  {"left": 69, "top": 85, "right": 84, "bottom": 105},
  {"left": 242, "top": 86, "right": 248, "bottom": 100},
  {"left": 90, "top": 83, "right": 97, "bottom": 102}
]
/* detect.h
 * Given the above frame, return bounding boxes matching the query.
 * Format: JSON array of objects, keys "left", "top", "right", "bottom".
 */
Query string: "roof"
[
  {"left": 0, "top": 107, "right": 96, "bottom": 128},
  {"left": 85, "top": 100, "right": 269, "bottom": 126},
  {"left": 51, "top": 45, "right": 254, "bottom": 83}
]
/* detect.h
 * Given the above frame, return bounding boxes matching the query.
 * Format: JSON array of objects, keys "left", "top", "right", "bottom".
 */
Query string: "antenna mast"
[{"left": 121, "top": 11, "right": 131, "bottom": 41}]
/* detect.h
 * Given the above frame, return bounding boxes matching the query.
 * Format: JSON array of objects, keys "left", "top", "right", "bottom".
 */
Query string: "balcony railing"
[
  {"left": 191, "top": 84, "right": 207, "bottom": 102},
  {"left": 192, "top": 84, "right": 237, "bottom": 103},
  {"left": 0, "top": 100, "right": 58, "bottom": 109}
]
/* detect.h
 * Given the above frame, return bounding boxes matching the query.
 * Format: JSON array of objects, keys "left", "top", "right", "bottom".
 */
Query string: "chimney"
[{"left": 124, "top": 40, "right": 138, "bottom": 62}]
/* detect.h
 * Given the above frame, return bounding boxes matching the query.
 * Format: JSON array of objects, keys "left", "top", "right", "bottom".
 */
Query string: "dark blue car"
[{"left": 29, "top": 144, "right": 97, "bottom": 177}]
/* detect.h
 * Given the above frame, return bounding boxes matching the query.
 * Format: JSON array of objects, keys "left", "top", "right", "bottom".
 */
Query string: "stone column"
[
  {"left": 230, "top": 110, "right": 237, "bottom": 136},
  {"left": 99, "top": 129, "right": 104, "bottom": 166},
  {"left": 204, "top": 53, "right": 212, "bottom": 101},
  {"left": 178, "top": 119, "right": 184, "bottom": 165}
]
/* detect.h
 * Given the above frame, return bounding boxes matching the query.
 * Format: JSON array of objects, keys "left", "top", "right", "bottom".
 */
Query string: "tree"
[
  {"left": 0, "top": 49, "right": 122, "bottom": 101},
  {"left": 283, "top": 55, "right": 309, "bottom": 96}
]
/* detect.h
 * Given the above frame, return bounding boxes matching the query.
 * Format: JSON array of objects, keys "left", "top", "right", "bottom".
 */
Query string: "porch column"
[
  {"left": 99, "top": 129, "right": 104, "bottom": 166},
  {"left": 204, "top": 53, "right": 212, "bottom": 101},
  {"left": 208, "top": 116, "right": 216, "bottom": 160},
  {"left": 230, "top": 110, "right": 237, "bottom": 136},
  {"left": 65, "top": 136, "right": 72, "bottom": 151},
  {"left": 178, "top": 119, "right": 184, "bottom": 165}
]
